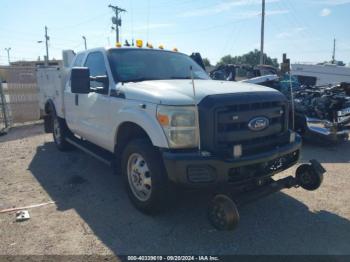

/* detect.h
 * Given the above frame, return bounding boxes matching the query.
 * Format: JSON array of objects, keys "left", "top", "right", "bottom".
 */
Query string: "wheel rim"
[
  {"left": 127, "top": 153, "right": 152, "bottom": 201},
  {"left": 53, "top": 117, "right": 61, "bottom": 144}
]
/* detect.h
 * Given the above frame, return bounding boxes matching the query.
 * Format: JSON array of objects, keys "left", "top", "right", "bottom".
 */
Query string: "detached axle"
[{"left": 207, "top": 160, "right": 326, "bottom": 231}]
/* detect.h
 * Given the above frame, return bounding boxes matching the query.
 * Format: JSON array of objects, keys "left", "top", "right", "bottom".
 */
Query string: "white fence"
[{"left": 4, "top": 67, "right": 40, "bottom": 124}]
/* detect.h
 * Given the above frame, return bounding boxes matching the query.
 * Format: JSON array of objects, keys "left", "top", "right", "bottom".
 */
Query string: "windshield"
[{"left": 107, "top": 49, "right": 210, "bottom": 83}]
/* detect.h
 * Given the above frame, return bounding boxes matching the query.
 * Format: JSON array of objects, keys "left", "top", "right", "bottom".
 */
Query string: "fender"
[{"left": 113, "top": 106, "right": 169, "bottom": 151}]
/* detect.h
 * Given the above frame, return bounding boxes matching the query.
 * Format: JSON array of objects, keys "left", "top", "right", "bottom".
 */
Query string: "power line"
[
  {"left": 130, "top": 0, "right": 194, "bottom": 11},
  {"left": 146, "top": 0, "right": 150, "bottom": 42},
  {"left": 129, "top": 0, "right": 134, "bottom": 44},
  {"left": 50, "top": 11, "right": 110, "bottom": 30}
]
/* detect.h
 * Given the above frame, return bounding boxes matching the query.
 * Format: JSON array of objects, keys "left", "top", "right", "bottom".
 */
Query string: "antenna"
[
  {"left": 190, "top": 66, "right": 201, "bottom": 152},
  {"left": 288, "top": 65, "right": 295, "bottom": 130},
  {"left": 146, "top": 0, "right": 150, "bottom": 42}
]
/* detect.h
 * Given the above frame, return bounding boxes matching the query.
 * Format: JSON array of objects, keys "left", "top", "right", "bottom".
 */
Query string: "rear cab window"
[{"left": 72, "top": 53, "right": 85, "bottom": 67}]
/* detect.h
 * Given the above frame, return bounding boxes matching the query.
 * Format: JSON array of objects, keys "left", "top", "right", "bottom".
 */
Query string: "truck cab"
[{"left": 39, "top": 46, "right": 301, "bottom": 214}]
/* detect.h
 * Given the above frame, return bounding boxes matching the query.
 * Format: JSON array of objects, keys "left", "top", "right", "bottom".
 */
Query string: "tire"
[
  {"left": 121, "top": 139, "right": 170, "bottom": 214},
  {"left": 52, "top": 113, "right": 74, "bottom": 151}
]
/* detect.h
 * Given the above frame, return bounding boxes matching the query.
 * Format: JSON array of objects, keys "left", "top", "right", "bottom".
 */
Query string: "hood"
[{"left": 120, "top": 79, "right": 281, "bottom": 105}]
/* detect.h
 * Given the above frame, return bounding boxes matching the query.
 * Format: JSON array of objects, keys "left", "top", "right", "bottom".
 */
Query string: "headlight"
[{"left": 157, "top": 105, "right": 198, "bottom": 148}]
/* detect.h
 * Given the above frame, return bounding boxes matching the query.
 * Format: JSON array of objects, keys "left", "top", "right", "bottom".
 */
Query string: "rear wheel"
[
  {"left": 121, "top": 139, "right": 170, "bottom": 214},
  {"left": 52, "top": 114, "right": 73, "bottom": 151}
]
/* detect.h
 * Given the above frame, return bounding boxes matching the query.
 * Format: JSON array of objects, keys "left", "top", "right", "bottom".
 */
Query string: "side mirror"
[
  {"left": 91, "top": 75, "right": 109, "bottom": 88},
  {"left": 71, "top": 67, "right": 90, "bottom": 94}
]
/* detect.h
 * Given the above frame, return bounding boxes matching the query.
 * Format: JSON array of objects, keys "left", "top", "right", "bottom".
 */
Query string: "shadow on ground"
[
  {"left": 0, "top": 122, "right": 43, "bottom": 143},
  {"left": 28, "top": 142, "right": 350, "bottom": 255}
]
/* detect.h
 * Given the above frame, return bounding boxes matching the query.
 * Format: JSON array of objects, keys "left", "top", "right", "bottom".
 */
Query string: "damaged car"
[{"left": 294, "top": 82, "right": 350, "bottom": 142}]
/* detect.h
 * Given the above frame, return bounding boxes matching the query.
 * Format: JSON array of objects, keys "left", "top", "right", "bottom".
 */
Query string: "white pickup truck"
[{"left": 38, "top": 47, "right": 304, "bottom": 216}]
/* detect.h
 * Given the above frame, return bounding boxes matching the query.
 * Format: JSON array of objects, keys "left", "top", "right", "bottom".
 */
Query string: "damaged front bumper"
[{"left": 305, "top": 116, "right": 350, "bottom": 141}]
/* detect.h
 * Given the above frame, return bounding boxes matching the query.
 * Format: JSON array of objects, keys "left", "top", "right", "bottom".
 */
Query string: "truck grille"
[{"left": 198, "top": 92, "right": 289, "bottom": 158}]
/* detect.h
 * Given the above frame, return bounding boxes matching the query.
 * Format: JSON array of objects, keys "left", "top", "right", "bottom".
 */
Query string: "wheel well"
[
  {"left": 115, "top": 122, "right": 152, "bottom": 156},
  {"left": 44, "top": 100, "right": 55, "bottom": 133}
]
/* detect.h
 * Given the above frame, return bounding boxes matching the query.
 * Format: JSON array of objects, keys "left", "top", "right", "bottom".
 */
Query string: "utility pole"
[
  {"left": 260, "top": 0, "right": 265, "bottom": 65},
  {"left": 108, "top": 4, "right": 126, "bottom": 44},
  {"left": 82, "top": 36, "right": 87, "bottom": 50},
  {"left": 44, "top": 26, "right": 50, "bottom": 65},
  {"left": 4, "top": 47, "right": 11, "bottom": 64},
  {"left": 332, "top": 38, "right": 336, "bottom": 64}
]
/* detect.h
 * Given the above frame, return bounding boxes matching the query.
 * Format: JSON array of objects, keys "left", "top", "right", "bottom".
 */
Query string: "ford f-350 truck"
[{"left": 38, "top": 47, "right": 324, "bottom": 229}]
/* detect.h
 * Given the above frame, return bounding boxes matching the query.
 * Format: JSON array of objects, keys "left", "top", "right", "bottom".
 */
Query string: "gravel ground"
[{"left": 0, "top": 123, "right": 350, "bottom": 255}]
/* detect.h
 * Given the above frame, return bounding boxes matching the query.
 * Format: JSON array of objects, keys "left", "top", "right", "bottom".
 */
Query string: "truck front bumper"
[{"left": 162, "top": 136, "right": 302, "bottom": 187}]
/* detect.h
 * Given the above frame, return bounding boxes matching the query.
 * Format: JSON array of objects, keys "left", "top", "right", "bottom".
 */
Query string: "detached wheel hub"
[
  {"left": 208, "top": 194, "right": 240, "bottom": 231},
  {"left": 296, "top": 160, "right": 325, "bottom": 191}
]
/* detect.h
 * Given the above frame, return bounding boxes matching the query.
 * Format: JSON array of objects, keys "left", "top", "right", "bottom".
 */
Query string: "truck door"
[
  {"left": 64, "top": 52, "right": 86, "bottom": 134},
  {"left": 77, "top": 51, "right": 114, "bottom": 149}
]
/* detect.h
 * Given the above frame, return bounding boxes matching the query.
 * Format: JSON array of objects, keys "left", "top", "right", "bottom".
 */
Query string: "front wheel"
[{"left": 121, "top": 139, "right": 170, "bottom": 214}]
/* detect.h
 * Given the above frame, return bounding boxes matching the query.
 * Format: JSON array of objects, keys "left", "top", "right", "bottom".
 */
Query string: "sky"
[{"left": 1, "top": 0, "right": 350, "bottom": 66}]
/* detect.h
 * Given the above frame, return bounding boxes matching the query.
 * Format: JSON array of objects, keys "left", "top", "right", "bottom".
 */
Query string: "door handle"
[{"left": 75, "top": 94, "right": 79, "bottom": 106}]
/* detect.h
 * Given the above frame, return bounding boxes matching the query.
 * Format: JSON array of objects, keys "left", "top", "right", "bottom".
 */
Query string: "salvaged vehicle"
[
  {"left": 209, "top": 62, "right": 350, "bottom": 143},
  {"left": 37, "top": 46, "right": 325, "bottom": 230},
  {"left": 209, "top": 64, "right": 278, "bottom": 82},
  {"left": 294, "top": 82, "right": 350, "bottom": 142}
]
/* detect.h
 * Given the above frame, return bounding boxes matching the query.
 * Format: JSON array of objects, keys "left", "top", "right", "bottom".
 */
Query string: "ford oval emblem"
[{"left": 248, "top": 117, "right": 269, "bottom": 131}]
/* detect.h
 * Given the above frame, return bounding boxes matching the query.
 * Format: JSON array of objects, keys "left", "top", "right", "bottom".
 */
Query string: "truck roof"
[{"left": 76, "top": 46, "right": 181, "bottom": 56}]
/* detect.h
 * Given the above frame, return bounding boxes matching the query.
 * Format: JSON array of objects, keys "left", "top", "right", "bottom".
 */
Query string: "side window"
[
  {"left": 72, "top": 53, "right": 85, "bottom": 67},
  {"left": 84, "top": 52, "right": 109, "bottom": 93}
]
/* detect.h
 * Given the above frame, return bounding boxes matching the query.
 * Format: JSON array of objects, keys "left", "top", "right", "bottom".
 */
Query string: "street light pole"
[
  {"left": 260, "top": 0, "right": 265, "bottom": 65},
  {"left": 45, "top": 26, "right": 50, "bottom": 65},
  {"left": 82, "top": 36, "right": 87, "bottom": 50},
  {"left": 4, "top": 48, "right": 11, "bottom": 64}
]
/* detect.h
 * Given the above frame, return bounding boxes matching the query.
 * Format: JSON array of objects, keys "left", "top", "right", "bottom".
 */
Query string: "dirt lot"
[{"left": 0, "top": 123, "right": 350, "bottom": 256}]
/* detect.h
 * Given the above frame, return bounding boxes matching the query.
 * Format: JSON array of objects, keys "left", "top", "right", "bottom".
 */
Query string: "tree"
[
  {"left": 202, "top": 58, "right": 211, "bottom": 67},
  {"left": 217, "top": 49, "right": 279, "bottom": 68}
]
